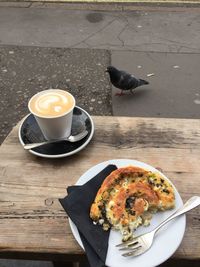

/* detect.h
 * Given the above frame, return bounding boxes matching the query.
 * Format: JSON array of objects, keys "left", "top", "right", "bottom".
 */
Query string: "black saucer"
[{"left": 19, "top": 106, "right": 94, "bottom": 158}]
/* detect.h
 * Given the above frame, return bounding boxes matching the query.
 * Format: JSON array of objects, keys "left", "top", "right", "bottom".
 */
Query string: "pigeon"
[{"left": 106, "top": 66, "right": 149, "bottom": 96}]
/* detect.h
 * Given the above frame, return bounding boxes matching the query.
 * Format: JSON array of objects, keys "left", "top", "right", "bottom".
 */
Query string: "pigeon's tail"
[{"left": 139, "top": 79, "right": 149, "bottom": 86}]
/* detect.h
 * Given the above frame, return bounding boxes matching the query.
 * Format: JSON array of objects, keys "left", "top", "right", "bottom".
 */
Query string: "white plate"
[{"left": 69, "top": 159, "right": 186, "bottom": 267}]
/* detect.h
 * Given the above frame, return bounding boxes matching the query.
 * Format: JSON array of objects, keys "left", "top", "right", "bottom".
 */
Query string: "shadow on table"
[
  {"left": 159, "top": 259, "right": 200, "bottom": 267},
  {"left": 53, "top": 258, "right": 200, "bottom": 267},
  {"left": 0, "top": 258, "right": 199, "bottom": 267}
]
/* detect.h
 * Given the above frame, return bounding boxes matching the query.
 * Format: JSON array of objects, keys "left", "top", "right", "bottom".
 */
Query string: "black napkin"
[{"left": 59, "top": 164, "right": 117, "bottom": 267}]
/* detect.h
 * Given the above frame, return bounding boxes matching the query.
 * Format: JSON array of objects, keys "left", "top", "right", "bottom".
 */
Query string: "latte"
[{"left": 29, "top": 89, "right": 75, "bottom": 118}]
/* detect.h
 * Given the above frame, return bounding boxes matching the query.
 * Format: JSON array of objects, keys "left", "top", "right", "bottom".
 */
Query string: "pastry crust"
[{"left": 90, "top": 166, "right": 175, "bottom": 241}]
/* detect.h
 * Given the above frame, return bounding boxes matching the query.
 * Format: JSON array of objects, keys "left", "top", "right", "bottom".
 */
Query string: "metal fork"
[{"left": 116, "top": 196, "right": 200, "bottom": 257}]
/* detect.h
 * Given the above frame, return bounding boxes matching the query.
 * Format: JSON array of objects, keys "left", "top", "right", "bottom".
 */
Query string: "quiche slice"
[{"left": 90, "top": 166, "right": 175, "bottom": 241}]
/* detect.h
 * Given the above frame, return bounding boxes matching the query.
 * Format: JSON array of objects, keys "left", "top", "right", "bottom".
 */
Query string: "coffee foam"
[{"left": 29, "top": 90, "right": 75, "bottom": 118}]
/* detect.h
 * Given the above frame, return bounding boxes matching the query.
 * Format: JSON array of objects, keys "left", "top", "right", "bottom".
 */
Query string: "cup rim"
[{"left": 28, "top": 89, "right": 76, "bottom": 119}]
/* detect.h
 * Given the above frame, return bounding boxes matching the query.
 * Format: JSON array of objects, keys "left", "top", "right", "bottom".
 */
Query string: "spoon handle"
[
  {"left": 23, "top": 140, "right": 58, "bottom": 150},
  {"left": 23, "top": 130, "right": 88, "bottom": 150}
]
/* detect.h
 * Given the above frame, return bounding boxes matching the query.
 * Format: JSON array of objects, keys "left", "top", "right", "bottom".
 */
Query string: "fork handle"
[{"left": 155, "top": 196, "right": 200, "bottom": 233}]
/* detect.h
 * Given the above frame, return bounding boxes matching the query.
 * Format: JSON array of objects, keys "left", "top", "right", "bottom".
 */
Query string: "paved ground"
[
  {"left": 0, "top": 46, "right": 111, "bottom": 144},
  {"left": 112, "top": 51, "right": 200, "bottom": 117},
  {"left": 0, "top": 6, "right": 200, "bottom": 53},
  {"left": 1, "top": 5, "right": 200, "bottom": 144},
  {"left": 0, "top": 260, "right": 53, "bottom": 267},
  {"left": 0, "top": 2, "right": 200, "bottom": 267}
]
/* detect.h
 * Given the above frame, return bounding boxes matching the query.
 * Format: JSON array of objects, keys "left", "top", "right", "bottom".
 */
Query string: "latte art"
[
  {"left": 29, "top": 89, "right": 75, "bottom": 118},
  {"left": 35, "top": 93, "right": 68, "bottom": 116}
]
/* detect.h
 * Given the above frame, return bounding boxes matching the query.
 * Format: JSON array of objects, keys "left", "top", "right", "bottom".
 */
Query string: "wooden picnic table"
[{"left": 0, "top": 116, "right": 199, "bottom": 265}]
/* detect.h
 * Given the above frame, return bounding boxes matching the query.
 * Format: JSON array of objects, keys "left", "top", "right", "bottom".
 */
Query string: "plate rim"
[
  {"left": 68, "top": 159, "right": 186, "bottom": 267},
  {"left": 18, "top": 106, "right": 94, "bottom": 159}
]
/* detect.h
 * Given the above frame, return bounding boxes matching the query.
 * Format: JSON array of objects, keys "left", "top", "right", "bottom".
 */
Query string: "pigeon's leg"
[
  {"left": 115, "top": 90, "right": 125, "bottom": 96},
  {"left": 130, "top": 89, "right": 134, "bottom": 94}
]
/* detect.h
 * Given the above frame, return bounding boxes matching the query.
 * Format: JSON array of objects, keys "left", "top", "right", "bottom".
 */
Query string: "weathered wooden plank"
[
  {"left": 0, "top": 213, "right": 199, "bottom": 260},
  {"left": 3, "top": 116, "right": 200, "bottom": 149},
  {"left": 0, "top": 171, "right": 199, "bottom": 214},
  {"left": 0, "top": 116, "right": 199, "bottom": 260}
]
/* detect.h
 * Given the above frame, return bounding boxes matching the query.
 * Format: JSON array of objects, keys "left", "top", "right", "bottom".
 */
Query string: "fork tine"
[
  {"left": 122, "top": 247, "right": 144, "bottom": 257},
  {"left": 116, "top": 236, "right": 139, "bottom": 247},
  {"left": 119, "top": 243, "right": 142, "bottom": 251}
]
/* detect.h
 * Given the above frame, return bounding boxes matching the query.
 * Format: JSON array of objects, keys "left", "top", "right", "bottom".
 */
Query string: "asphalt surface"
[
  {"left": 1, "top": 7, "right": 200, "bottom": 53},
  {"left": 0, "top": 46, "right": 111, "bottom": 144}
]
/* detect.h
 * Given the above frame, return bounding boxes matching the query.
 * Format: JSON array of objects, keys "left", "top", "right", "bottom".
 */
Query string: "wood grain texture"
[{"left": 0, "top": 116, "right": 199, "bottom": 260}]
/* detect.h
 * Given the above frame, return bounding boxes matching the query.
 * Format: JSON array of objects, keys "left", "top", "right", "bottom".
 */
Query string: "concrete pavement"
[{"left": 112, "top": 51, "right": 200, "bottom": 118}]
